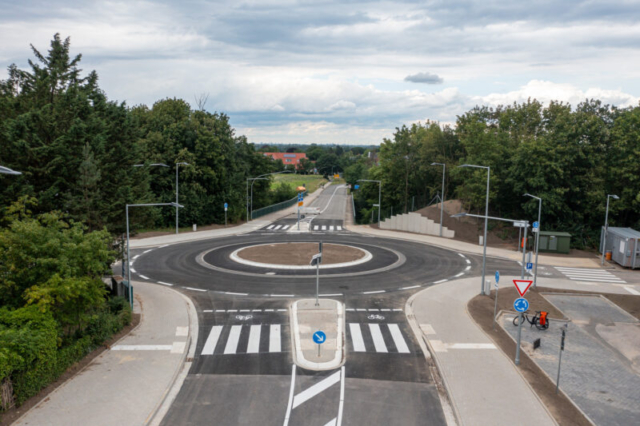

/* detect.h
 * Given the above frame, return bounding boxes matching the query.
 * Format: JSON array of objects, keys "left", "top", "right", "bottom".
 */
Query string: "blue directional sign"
[
  {"left": 313, "top": 331, "right": 326, "bottom": 344},
  {"left": 298, "top": 193, "right": 304, "bottom": 202},
  {"left": 514, "top": 298, "right": 529, "bottom": 313},
  {"left": 495, "top": 271, "right": 500, "bottom": 283},
  {"left": 526, "top": 262, "right": 533, "bottom": 270},
  {"left": 224, "top": 202, "right": 228, "bottom": 209},
  {"left": 354, "top": 184, "right": 360, "bottom": 190},
  {"left": 533, "top": 221, "right": 539, "bottom": 229}
]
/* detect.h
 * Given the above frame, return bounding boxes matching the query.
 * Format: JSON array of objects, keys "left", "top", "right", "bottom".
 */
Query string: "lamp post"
[
  {"left": 357, "top": 179, "right": 381, "bottom": 223},
  {"left": 458, "top": 164, "right": 490, "bottom": 295},
  {"left": 601, "top": 194, "right": 619, "bottom": 265},
  {"left": 0, "top": 166, "right": 22, "bottom": 175},
  {"left": 175, "top": 162, "right": 190, "bottom": 234},
  {"left": 524, "top": 194, "right": 542, "bottom": 288},
  {"left": 126, "top": 202, "right": 182, "bottom": 308},
  {"left": 431, "top": 162, "right": 446, "bottom": 237},
  {"left": 247, "top": 170, "right": 294, "bottom": 220}
]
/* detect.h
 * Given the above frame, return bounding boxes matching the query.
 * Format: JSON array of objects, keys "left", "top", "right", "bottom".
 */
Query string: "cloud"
[{"left": 404, "top": 72, "right": 444, "bottom": 84}]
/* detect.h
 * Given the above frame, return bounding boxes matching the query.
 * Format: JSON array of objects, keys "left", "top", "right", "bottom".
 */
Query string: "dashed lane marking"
[
  {"left": 139, "top": 275, "right": 150, "bottom": 280},
  {"left": 157, "top": 281, "right": 174, "bottom": 286}
]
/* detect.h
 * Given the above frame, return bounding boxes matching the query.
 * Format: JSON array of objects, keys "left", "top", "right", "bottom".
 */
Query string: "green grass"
[{"left": 272, "top": 174, "right": 328, "bottom": 193}]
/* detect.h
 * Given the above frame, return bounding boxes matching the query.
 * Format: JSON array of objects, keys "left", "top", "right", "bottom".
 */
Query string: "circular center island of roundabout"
[{"left": 231, "top": 242, "right": 372, "bottom": 269}]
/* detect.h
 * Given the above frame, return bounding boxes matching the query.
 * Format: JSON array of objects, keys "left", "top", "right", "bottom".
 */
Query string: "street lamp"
[
  {"left": 601, "top": 194, "right": 619, "bottom": 265},
  {"left": 431, "top": 163, "right": 446, "bottom": 237},
  {"left": 458, "top": 164, "right": 490, "bottom": 295},
  {"left": 0, "top": 166, "right": 22, "bottom": 175},
  {"left": 524, "top": 194, "right": 542, "bottom": 288},
  {"left": 125, "top": 202, "right": 182, "bottom": 308},
  {"left": 357, "top": 179, "right": 381, "bottom": 223},
  {"left": 175, "top": 162, "right": 190, "bottom": 234},
  {"left": 247, "top": 170, "right": 294, "bottom": 221}
]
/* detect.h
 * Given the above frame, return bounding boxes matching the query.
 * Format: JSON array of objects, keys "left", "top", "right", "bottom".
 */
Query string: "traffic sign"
[
  {"left": 224, "top": 202, "right": 228, "bottom": 211},
  {"left": 526, "top": 262, "right": 533, "bottom": 270},
  {"left": 513, "top": 221, "right": 527, "bottom": 228},
  {"left": 354, "top": 185, "right": 359, "bottom": 189},
  {"left": 310, "top": 253, "right": 322, "bottom": 266},
  {"left": 514, "top": 298, "right": 529, "bottom": 312},
  {"left": 298, "top": 201, "right": 303, "bottom": 207},
  {"left": 533, "top": 221, "right": 539, "bottom": 229},
  {"left": 513, "top": 279, "right": 533, "bottom": 297},
  {"left": 313, "top": 331, "right": 326, "bottom": 344},
  {"left": 334, "top": 174, "right": 340, "bottom": 179},
  {"left": 495, "top": 271, "right": 500, "bottom": 283}
]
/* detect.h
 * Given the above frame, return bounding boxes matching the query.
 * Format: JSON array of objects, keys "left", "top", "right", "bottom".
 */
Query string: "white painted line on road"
[
  {"left": 292, "top": 370, "right": 341, "bottom": 409},
  {"left": 159, "top": 244, "right": 169, "bottom": 248},
  {"left": 449, "top": 343, "right": 496, "bottom": 349},
  {"left": 144, "top": 249, "right": 153, "bottom": 254},
  {"left": 277, "top": 309, "right": 287, "bottom": 312},
  {"left": 388, "top": 324, "right": 410, "bottom": 353},
  {"left": 227, "top": 309, "right": 238, "bottom": 313},
  {"left": 264, "top": 309, "right": 275, "bottom": 312},
  {"left": 185, "top": 287, "right": 206, "bottom": 292},
  {"left": 282, "top": 225, "right": 290, "bottom": 230},
  {"left": 565, "top": 276, "right": 625, "bottom": 283},
  {"left": 112, "top": 345, "right": 173, "bottom": 351},
  {"left": 393, "top": 309, "right": 402, "bottom": 312},
  {"left": 274, "top": 225, "right": 282, "bottom": 230},
  {"left": 337, "top": 226, "right": 342, "bottom": 231},
  {"left": 226, "top": 292, "right": 248, "bottom": 296},
  {"left": 434, "top": 279, "right": 448, "bottom": 284},
  {"left": 271, "top": 294, "right": 294, "bottom": 297},
  {"left": 224, "top": 325, "right": 242, "bottom": 354},
  {"left": 380, "top": 308, "right": 391, "bottom": 312},
  {"left": 283, "top": 365, "right": 296, "bottom": 426},
  {"left": 176, "top": 326, "right": 188, "bottom": 337},
  {"left": 356, "top": 308, "right": 366, "bottom": 312},
  {"left": 320, "top": 293, "right": 343, "bottom": 296},
  {"left": 139, "top": 275, "right": 150, "bottom": 280},
  {"left": 203, "top": 310, "right": 213, "bottom": 313},
  {"left": 270, "top": 324, "right": 282, "bottom": 353},
  {"left": 215, "top": 309, "right": 225, "bottom": 313},
  {"left": 201, "top": 326, "right": 223, "bottom": 355},
  {"left": 267, "top": 225, "right": 275, "bottom": 230},
  {"left": 363, "top": 290, "right": 385, "bottom": 294},
  {"left": 368, "top": 308, "right": 379, "bottom": 311},
  {"left": 247, "top": 325, "right": 261, "bottom": 353},
  {"left": 465, "top": 266, "right": 471, "bottom": 271},
  {"left": 322, "top": 225, "right": 327, "bottom": 231},
  {"left": 369, "top": 324, "right": 388, "bottom": 353},
  {"left": 466, "top": 259, "right": 471, "bottom": 264},
  {"left": 624, "top": 286, "right": 640, "bottom": 296},
  {"left": 252, "top": 309, "right": 261, "bottom": 312},
  {"left": 324, "top": 418, "right": 337, "bottom": 426},
  {"left": 337, "top": 366, "right": 345, "bottom": 426},
  {"left": 171, "top": 341, "right": 186, "bottom": 354},
  {"left": 329, "top": 226, "right": 334, "bottom": 231},
  {"left": 239, "top": 309, "right": 250, "bottom": 312},
  {"left": 130, "top": 268, "right": 136, "bottom": 273},
  {"left": 458, "top": 253, "right": 466, "bottom": 258},
  {"left": 454, "top": 273, "right": 464, "bottom": 278},
  {"left": 314, "top": 225, "right": 319, "bottom": 230},
  {"left": 133, "top": 255, "right": 140, "bottom": 260},
  {"left": 349, "top": 323, "right": 366, "bottom": 352},
  {"left": 157, "top": 281, "right": 174, "bottom": 286},
  {"left": 400, "top": 285, "right": 420, "bottom": 290},
  {"left": 346, "top": 308, "right": 355, "bottom": 311}
]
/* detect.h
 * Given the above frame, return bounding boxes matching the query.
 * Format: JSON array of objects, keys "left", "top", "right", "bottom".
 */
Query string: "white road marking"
[
  {"left": 133, "top": 255, "right": 140, "bottom": 260},
  {"left": 139, "top": 275, "right": 149, "bottom": 280},
  {"left": 227, "top": 309, "right": 238, "bottom": 312},
  {"left": 329, "top": 226, "right": 334, "bottom": 231},
  {"left": 130, "top": 268, "right": 136, "bottom": 273},
  {"left": 159, "top": 244, "right": 169, "bottom": 248},
  {"left": 337, "top": 226, "right": 342, "bottom": 231},
  {"left": 247, "top": 325, "right": 261, "bottom": 353},
  {"left": 400, "top": 285, "right": 420, "bottom": 290},
  {"left": 112, "top": 345, "right": 173, "bottom": 351},
  {"left": 393, "top": 309, "right": 402, "bottom": 312},
  {"left": 144, "top": 249, "right": 153, "bottom": 253},
  {"left": 349, "top": 323, "right": 366, "bottom": 352},
  {"left": 320, "top": 293, "right": 343, "bottom": 296},
  {"left": 292, "top": 370, "right": 341, "bottom": 409},
  {"left": 369, "top": 324, "right": 388, "bottom": 353},
  {"left": 314, "top": 225, "right": 319, "bottom": 230},
  {"left": 274, "top": 225, "right": 282, "bottom": 230},
  {"left": 240, "top": 309, "right": 250, "bottom": 312},
  {"left": 346, "top": 308, "right": 355, "bottom": 311},
  {"left": 337, "top": 366, "right": 345, "bottom": 426},
  {"left": 466, "top": 259, "right": 471, "bottom": 264},
  {"left": 215, "top": 309, "right": 225, "bottom": 312},
  {"left": 324, "top": 418, "right": 337, "bottom": 426},
  {"left": 270, "top": 324, "right": 282, "bottom": 352},
  {"left": 158, "top": 281, "right": 174, "bottom": 286},
  {"left": 380, "top": 308, "right": 391, "bottom": 312},
  {"left": 368, "top": 308, "right": 379, "bottom": 311},
  {"left": 203, "top": 310, "right": 213, "bottom": 313},
  {"left": 264, "top": 309, "right": 275, "bottom": 312},
  {"left": 356, "top": 308, "right": 366, "bottom": 312},
  {"left": 202, "top": 326, "right": 223, "bottom": 355},
  {"left": 267, "top": 225, "right": 275, "bottom": 229},
  {"left": 322, "top": 225, "right": 327, "bottom": 231},
  {"left": 226, "top": 292, "right": 248, "bottom": 296},
  {"left": 388, "top": 324, "right": 410, "bottom": 353},
  {"left": 434, "top": 279, "right": 448, "bottom": 284},
  {"left": 277, "top": 309, "right": 287, "bottom": 312},
  {"left": 282, "top": 225, "right": 290, "bottom": 230},
  {"left": 363, "top": 290, "right": 385, "bottom": 294},
  {"left": 458, "top": 253, "right": 466, "bottom": 258},
  {"left": 252, "top": 309, "right": 261, "bottom": 312},
  {"left": 283, "top": 365, "right": 296, "bottom": 426},
  {"left": 271, "top": 294, "right": 294, "bottom": 297},
  {"left": 185, "top": 287, "right": 206, "bottom": 292},
  {"left": 465, "top": 266, "right": 471, "bottom": 271},
  {"left": 624, "top": 286, "right": 640, "bottom": 296},
  {"left": 224, "top": 325, "right": 242, "bottom": 354},
  {"left": 454, "top": 273, "right": 464, "bottom": 278}
]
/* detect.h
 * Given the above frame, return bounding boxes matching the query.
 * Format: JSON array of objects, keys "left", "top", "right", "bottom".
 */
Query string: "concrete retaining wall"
[{"left": 380, "top": 212, "right": 455, "bottom": 238}]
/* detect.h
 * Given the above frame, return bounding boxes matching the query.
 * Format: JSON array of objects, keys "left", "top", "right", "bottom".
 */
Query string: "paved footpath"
[
  {"left": 14, "top": 281, "right": 197, "bottom": 426},
  {"left": 409, "top": 276, "right": 557, "bottom": 426},
  {"left": 131, "top": 185, "right": 327, "bottom": 249}
]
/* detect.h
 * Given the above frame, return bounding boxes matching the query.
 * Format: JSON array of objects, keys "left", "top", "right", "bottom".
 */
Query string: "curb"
[{"left": 405, "top": 289, "right": 460, "bottom": 426}]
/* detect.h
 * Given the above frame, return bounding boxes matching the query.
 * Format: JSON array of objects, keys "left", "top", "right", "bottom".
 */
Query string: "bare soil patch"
[
  {"left": 237, "top": 242, "right": 366, "bottom": 265},
  {"left": 468, "top": 286, "right": 640, "bottom": 426},
  {"left": 0, "top": 313, "right": 141, "bottom": 425}
]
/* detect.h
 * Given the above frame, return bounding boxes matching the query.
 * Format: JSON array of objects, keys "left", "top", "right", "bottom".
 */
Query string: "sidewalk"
[
  {"left": 14, "top": 281, "right": 197, "bottom": 426},
  {"left": 348, "top": 225, "right": 604, "bottom": 268},
  {"left": 408, "top": 276, "right": 557, "bottom": 426},
  {"left": 131, "top": 186, "right": 326, "bottom": 248}
]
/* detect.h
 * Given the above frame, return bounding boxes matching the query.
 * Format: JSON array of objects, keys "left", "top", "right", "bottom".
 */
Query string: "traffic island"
[{"left": 290, "top": 299, "right": 345, "bottom": 371}]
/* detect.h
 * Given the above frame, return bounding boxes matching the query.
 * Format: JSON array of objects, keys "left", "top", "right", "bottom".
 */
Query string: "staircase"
[{"left": 379, "top": 212, "right": 455, "bottom": 238}]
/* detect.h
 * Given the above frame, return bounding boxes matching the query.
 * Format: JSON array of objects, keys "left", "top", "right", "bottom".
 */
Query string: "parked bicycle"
[{"left": 512, "top": 310, "right": 549, "bottom": 330}]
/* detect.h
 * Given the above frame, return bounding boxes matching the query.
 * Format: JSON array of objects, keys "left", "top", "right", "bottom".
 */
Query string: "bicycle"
[{"left": 512, "top": 310, "right": 550, "bottom": 330}]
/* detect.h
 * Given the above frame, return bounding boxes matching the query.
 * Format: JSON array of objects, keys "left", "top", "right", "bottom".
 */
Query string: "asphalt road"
[{"left": 127, "top": 185, "right": 529, "bottom": 425}]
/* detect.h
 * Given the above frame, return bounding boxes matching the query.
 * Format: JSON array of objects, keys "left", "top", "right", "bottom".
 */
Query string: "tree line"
[{"left": 347, "top": 100, "right": 640, "bottom": 249}]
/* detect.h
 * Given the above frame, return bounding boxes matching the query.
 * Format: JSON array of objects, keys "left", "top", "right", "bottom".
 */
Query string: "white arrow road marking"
[{"left": 292, "top": 370, "right": 341, "bottom": 408}]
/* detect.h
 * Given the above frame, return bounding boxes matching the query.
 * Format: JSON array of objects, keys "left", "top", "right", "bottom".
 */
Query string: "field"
[{"left": 272, "top": 174, "right": 328, "bottom": 193}]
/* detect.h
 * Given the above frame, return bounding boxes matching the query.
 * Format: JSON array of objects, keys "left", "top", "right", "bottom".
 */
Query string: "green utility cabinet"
[{"left": 537, "top": 231, "right": 571, "bottom": 254}]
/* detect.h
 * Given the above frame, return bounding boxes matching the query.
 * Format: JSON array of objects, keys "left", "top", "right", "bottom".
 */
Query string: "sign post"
[
  {"left": 224, "top": 203, "right": 228, "bottom": 227},
  {"left": 556, "top": 324, "right": 567, "bottom": 394},
  {"left": 313, "top": 331, "right": 326, "bottom": 358},
  {"left": 297, "top": 193, "right": 303, "bottom": 230},
  {"left": 492, "top": 274, "right": 499, "bottom": 330},
  {"left": 310, "top": 248, "right": 323, "bottom": 306},
  {"left": 513, "top": 279, "right": 533, "bottom": 366}
]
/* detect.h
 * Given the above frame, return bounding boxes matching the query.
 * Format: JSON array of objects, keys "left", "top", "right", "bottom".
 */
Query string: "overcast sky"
[{"left": 1, "top": 0, "right": 639, "bottom": 145}]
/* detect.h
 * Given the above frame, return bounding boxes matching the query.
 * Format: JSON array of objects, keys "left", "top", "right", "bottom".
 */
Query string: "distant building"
[{"left": 263, "top": 152, "right": 307, "bottom": 168}]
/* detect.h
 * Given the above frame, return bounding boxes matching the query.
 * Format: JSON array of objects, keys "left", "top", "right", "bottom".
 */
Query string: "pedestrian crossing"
[
  {"left": 555, "top": 267, "right": 626, "bottom": 283},
  {"left": 265, "top": 224, "right": 291, "bottom": 231},
  {"left": 312, "top": 225, "right": 342, "bottom": 231},
  {"left": 199, "top": 322, "right": 413, "bottom": 356},
  {"left": 263, "top": 223, "right": 344, "bottom": 232}
]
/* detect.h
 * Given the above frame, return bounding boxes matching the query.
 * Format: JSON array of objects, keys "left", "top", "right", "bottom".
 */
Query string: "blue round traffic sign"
[
  {"left": 514, "top": 298, "right": 529, "bottom": 313},
  {"left": 533, "top": 221, "right": 539, "bottom": 229},
  {"left": 313, "top": 331, "right": 326, "bottom": 344},
  {"left": 224, "top": 203, "right": 228, "bottom": 208},
  {"left": 495, "top": 271, "right": 500, "bottom": 283}
]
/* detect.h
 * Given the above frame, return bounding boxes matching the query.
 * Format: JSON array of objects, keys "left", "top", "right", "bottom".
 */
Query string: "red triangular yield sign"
[{"left": 513, "top": 280, "right": 533, "bottom": 297}]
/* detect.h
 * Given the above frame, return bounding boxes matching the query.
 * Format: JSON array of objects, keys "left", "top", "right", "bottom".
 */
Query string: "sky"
[{"left": 1, "top": 0, "right": 639, "bottom": 145}]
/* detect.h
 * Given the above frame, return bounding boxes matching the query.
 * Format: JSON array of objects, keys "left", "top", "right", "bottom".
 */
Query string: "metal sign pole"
[
  {"left": 492, "top": 282, "right": 499, "bottom": 330},
  {"left": 315, "top": 260, "right": 320, "bottom": 307},
  {"left": 515, "top": 312, "right": 524, "bottom": 365},
  {"left": 521, "top": 224, "right": 528, "bottom": 279},
  {"left": 225, "top": 210, "right": 227, "bottom": 227},
  {"left": 556, "top": 326, "right": 567, "bottom": 393}
]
